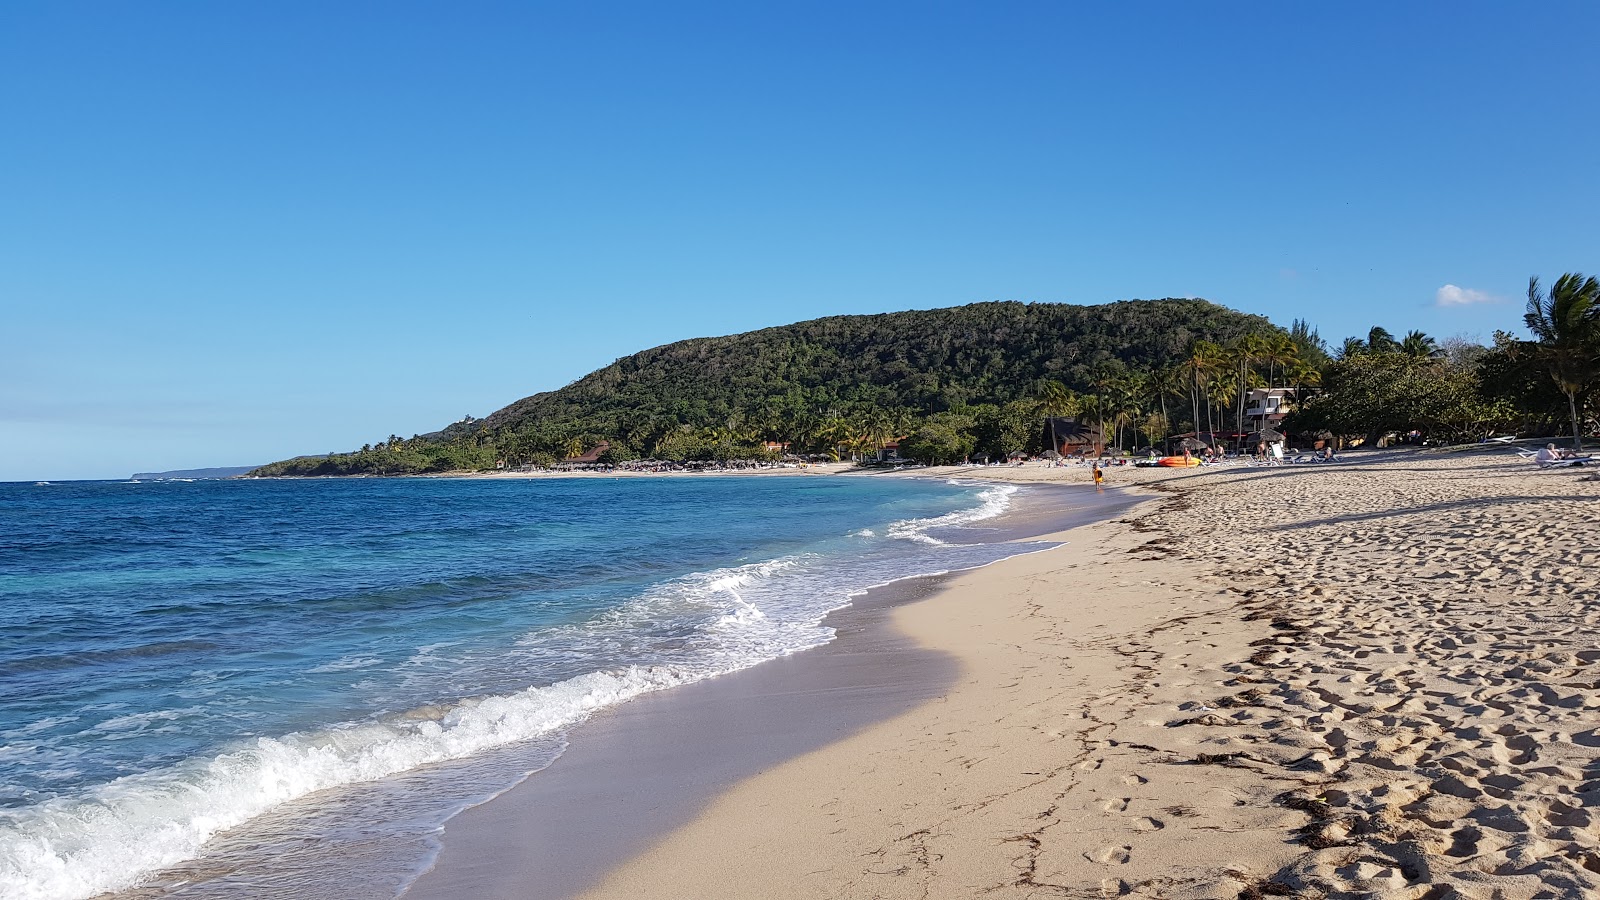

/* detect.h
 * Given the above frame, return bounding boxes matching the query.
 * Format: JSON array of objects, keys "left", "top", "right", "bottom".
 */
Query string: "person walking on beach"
[{"left": 1092, "top": 460, "right": 1104, "bottom": 486}]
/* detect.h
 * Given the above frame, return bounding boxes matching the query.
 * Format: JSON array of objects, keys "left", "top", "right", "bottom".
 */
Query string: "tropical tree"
[
  {"left": 1338, "top": 336, "right": 1368, "bottom": 359},
  {"left": 1035, "top": 379, "right": 1079, "bottom": 455},
  {"left": 1524, "top": 273, "right": 1600, "bottom": 449},
  {"left": 1400, "top": 330, "right": 1445, "bottom": 360},
  {"left": 1367, "top": 326, "right": 1400, "bottom": 354},
  {"left": 1288, "top": 353, "right": 1511, "bottom": 447},
  {"left": 1228, "top": 334, "right": 1270, "bottom": 447},
  {"left": 1289, "top": 318, "right": 1329, "bottom": 369},
  {"left": 1185, "top": 340, "right": 1224, "bottom": 439}
]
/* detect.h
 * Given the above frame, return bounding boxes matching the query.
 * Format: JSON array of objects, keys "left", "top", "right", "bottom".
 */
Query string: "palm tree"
[
  {"left": 1525, "top": 273, "right": 1600, "bottom": 450},
  {"left": 1148, "top": 364, "right": 1187, "bottom": 441},
  {"left": 1367, "top": 326, "right": 1400, "bottom": 354},
  {"left": 1186, "top": 340, "right": 1224, "bottom": 440},
  {"left": 1035, "top": 380, "right": 1078, "bottom": 454},
  {"left": 1229, "top": 334, "right": 1270, "bottom": 449},
  {"left": 1337, "top": 336, "right": 1367, "bottom": 359},
  {"left": 1264, "top": 333, "right": 1300, "bottom": 388},
  {"left": 1286, "top": 359, "right": 1322, "bottom": 408},
  {"left": 1080, "top": 392, "right": 1111, "bottom": 455},
  {"left": 1400, "top": 330, "right": 1444, "bottom": 360},
  {"left": 1119, "top": 371, "right": 1149, "bottom": 451}
]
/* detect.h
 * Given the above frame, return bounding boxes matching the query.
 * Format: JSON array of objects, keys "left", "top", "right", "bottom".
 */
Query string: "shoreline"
[
  {"left": 560, "top": 450, "right": 1600, "bottom": 898},
  {"left": 403, "top": 482, "right": 1141, "bottom": 899},
  {"left": 90, "top": 476, "right": 1118, "bottom": 900}
]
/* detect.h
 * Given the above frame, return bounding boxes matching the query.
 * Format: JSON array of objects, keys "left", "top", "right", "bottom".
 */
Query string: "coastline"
[
  {"left": 99, "top": 450, "right": 1600, "bottom": 898},
  {"left": 548, "top": 450, "right": 1600, "bottom": 898},
  {"left": 403, "top": 482, "right": 1140, "bottom": 899}
]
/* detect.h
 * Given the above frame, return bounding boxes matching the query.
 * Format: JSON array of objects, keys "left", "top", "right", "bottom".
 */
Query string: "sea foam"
[{"left": 0, "top": 478, "right": 1036, "bottom": 900}]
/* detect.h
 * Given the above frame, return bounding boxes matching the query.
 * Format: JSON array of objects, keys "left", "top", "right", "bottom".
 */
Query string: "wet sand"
[
  {"left": 570, "top": 450, "right": 1600, "bottom": 898},
  {"left": 403, "top": 485, "right": 1140, "bottom": 899}
]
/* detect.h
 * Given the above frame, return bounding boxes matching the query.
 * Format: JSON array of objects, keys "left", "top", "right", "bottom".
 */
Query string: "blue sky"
[{"left": 3, "top": 3, "right": 1597, "bottom": 480}]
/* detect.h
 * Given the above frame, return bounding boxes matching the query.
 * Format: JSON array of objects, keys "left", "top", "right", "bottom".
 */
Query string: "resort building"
[
  {"left": 1040, "top": 417, "right": 1104, "bottom": 455},
  {"left": 1244, "top": 388, "right": 1293, "bottom": 430}
]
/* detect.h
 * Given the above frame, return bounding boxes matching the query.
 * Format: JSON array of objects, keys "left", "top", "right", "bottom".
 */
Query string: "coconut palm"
[
  {"left": 1337, "top": 336, "right": 1367, "bottom": 359},
  {"left": 1400, "top": 330, "right": 1445, "bottom": 360},
  {"left": 1034, "top": 379, "right": 1079, "bottom": 455},
  {"left": 1186, "top": 340, "right": 1224, "bottom": 438},
  {"left": 1147, "top": 364, "right": 1188, "bottom": 440},
  {"left": 1525, "top": 273, "right": 1600, "bottom": 449},
  {"left": 1265, "top": 333, "right": 1300, "bottom": 388},
  {"left": 1228, "top": 334, "right": 1271, "bottom": 448},
  {"left": 1367, "top": 327, "right": 1400, "bottom": 354}
]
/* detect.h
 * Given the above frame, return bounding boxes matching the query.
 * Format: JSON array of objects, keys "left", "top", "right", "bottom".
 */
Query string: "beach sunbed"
[{"left": 1514, "top": 448, "right": 1594, "bottom": 468}]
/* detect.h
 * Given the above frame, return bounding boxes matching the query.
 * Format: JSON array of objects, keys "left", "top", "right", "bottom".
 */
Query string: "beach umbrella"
[
  {"left": 1043, "top": 449, "right": 1060, "bottom": 460},
  {"left": 1177, "top": 436, "right": 1211, "bottom": 451},
  {"left": 1248, "top": 429, "right": 1285, "bottom": 444}
]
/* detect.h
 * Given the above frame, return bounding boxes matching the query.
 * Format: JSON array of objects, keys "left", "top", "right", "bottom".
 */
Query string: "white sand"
[{"left": 576, "top": 450, "right": 1600, "bottom": 898}]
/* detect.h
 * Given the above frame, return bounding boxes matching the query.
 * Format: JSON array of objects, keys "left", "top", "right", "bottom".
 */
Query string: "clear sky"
[{"left": 3, "top": 3, "right": 1597, "bottom": 481}]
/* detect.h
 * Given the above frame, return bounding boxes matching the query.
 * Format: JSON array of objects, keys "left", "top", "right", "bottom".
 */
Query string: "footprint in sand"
[
  {"left": 1130, "top": 816, "right": 1164, "bottom": 831},
  {"left": 1085, "top": 845, "right": 1133, "bottom": 865},
  {"left": 1121, "top": 774, "right": 1148, "bottom": 786},
  {"left": 1100, "top": 797, "right": 1130, "bottom": 813}
]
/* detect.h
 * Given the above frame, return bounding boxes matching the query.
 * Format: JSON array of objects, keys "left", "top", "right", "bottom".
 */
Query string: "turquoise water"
[{"left": 0, "top": 475, "right": 1052, "bottom": 899}]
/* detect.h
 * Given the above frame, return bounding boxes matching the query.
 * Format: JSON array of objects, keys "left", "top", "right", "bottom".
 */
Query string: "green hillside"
[{"left": 252, "top": 298, "right": 1284, "bottom": 474}]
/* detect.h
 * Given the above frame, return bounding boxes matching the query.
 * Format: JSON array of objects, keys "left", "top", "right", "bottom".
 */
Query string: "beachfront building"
[
  {"left": 558, "top": 441, "right": 611, "bottom": 467},
  {"left": 1040, "top": 417, "right": 1104, "bottom": 456},
  {"left": 1244, "top": 388, "right": 1293, "bottom": 430}
]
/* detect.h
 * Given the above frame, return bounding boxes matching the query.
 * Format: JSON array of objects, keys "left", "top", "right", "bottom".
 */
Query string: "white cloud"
[{"left": 1435, "top": 284, "right": 1500, "bottom": 307}]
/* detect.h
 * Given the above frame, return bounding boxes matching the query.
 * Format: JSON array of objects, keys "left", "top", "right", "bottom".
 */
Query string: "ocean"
[{"left": 0, "top": 474, "right": 1065, "bottom": 899}]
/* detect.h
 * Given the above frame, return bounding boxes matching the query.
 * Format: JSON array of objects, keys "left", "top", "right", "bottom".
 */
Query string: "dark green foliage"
[
  {"left": 1474, "top": 330, "right": 1585, "bottom": 435},
  {"left": 476, "top": 299, "right": 1272, "bottom": 442},
  {"left": 1287, "top": 353, "right": 1511, "bottom": 446},
  {"left": 253, "top": 299, "right": 1278, "bottom": 474},
  {"left": 1523, "top": 273, "right": 1600, "bottom": 448},
  {"left": 901, "top": 420, "right": 977, "bottom": 465}
]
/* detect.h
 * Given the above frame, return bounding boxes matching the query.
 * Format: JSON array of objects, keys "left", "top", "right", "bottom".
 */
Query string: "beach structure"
[
  {"left": 1041, "top": 417, "right": 1103, "bottom": 456},
  {"left": 558, "top": 441, "right": 611, "bottom": 467},
  {"left": 1244, "top": 388, "right": 1293, "bottom": 432}
]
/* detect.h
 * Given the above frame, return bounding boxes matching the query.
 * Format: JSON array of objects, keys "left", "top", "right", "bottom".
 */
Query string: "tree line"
[
  {"left": 249, "top": 280, "right": 1600, "bottom": 476},
  {"left": 1288, "top": 273, "right": 1600, "bottom": 450}
]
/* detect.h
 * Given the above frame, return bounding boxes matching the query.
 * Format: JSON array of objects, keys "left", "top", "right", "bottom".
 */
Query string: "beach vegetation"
[
  {"left": 1521, "top": 273, "right": 1600, "bottom": 449},
  {"left": 1287, "top": 352, "right": 1511, "bottom": 447},
  {"left": 252, "top": 283, "right": 1600, "bottom": 473},
  {"left": 253, "top": 299, "right": 1283, "bottom": 474},
  {"left": 901, "top": 420, "right": 977, "bottom": 466}
]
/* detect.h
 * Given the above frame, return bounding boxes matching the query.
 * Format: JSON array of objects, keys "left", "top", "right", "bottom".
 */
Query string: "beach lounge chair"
[{"left": 1516, "top": 448, "right": 1594, "bottom": 468}]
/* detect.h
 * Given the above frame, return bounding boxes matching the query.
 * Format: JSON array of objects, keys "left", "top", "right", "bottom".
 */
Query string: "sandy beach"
[{"left": 428, "top": 449, "right": 1600, "bottom": 900}]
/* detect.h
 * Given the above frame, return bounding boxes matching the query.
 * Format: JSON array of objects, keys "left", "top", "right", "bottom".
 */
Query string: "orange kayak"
[{"left": 1157, "top": 456, "right": 1201, "bottom": 467}]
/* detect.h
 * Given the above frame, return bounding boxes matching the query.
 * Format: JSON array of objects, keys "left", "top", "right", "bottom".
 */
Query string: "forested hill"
[
  {"left": 252, "top": 299, "right": 1281, "bottom": 475},
  {"left": 484, "top": 299, "right": 1271, "bottom": 431}
]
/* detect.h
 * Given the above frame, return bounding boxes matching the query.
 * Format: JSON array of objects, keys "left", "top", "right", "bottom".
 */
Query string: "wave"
[
  {"left": 0, "top": 482, "right": 1037, "bottom": 900},
  {"left": 0, "top": 665, "right": 703, "bottom": 900},
  {"left": 0, "top": 557, "right": 829, "bottom": 900},
  {"left": 886, "top": 483, "right": 1017, "bottom": 544}
]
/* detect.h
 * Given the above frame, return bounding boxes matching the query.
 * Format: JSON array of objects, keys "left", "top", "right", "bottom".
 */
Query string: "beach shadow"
[{"left": 1276, "top": 494, "right": 1600, "bottom": 531}]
